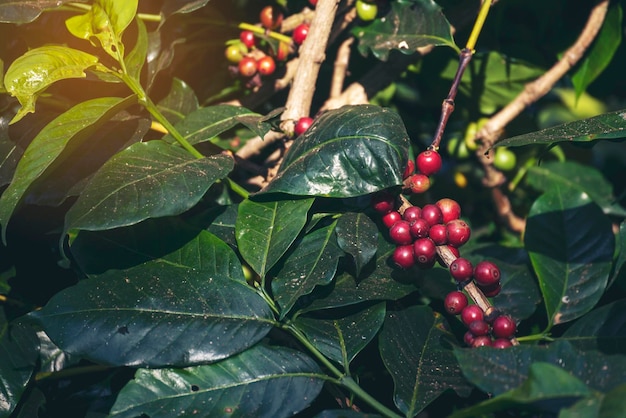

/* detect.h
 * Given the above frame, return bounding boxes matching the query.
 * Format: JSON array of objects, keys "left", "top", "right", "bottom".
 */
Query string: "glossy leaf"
[
  {"left": 124, "top": 16, "right": 148, "bottom": 81},
  {"left": 109, "top": 345, "right": 323, "bottom": 418},
  {"left": 613, "top": 221, "right": 626, "bottom": 289},
  {"left": 3, "top": 46, "right": 100, "bottom": 123},
  {"left": 31, "top": 231, "right": 274, "bottom": 368},
  {"left": 495, "top": 108, "right": 626, "bottom": 148},
  {"left": 272, "top": 223, "right": 341, "bottom": 318},
  {"left": 236, "top": 198, "right": 313, "bottom": 278},
  {"left": 450, "top": 362, "right": 591, "bottom": 418},
  {"left": 562, "top": 299, "right": 626, "bottom": 354},
  {"left": 295, "top": 302, "right": 385, "bottom": 366},
  {"left": 0, "top": 96, "right": 135, "bottom": 243},
  {"left": 259, "top": 105, "right": 409, "bottom": 197},
  {"left": 353, "top": 0, "right": 457, "bottom": 61},
  {"left": 335, "top": 212, "right": 378, "bottom": 277},
  {"left": 0, "top": 0, "right": 76, "bottom": 23},
  {"left": 157, "top": 78, "right": 200, "bottom": 124},
  {"left": 0, "top": 315, "right": 39, "bottom": 417},
  {"left": 454, "top": 340, "right": 626, "bottom": 396},
  {"left": 163, "top": 105, "right": 272, "bottom": 146},
  {"left": 572, "top": 4, "right": 622, "bottom": 99},
  {"left": 379, "top": 305, "right": 472, "bottom": 416},
  {"left": 314, "top": 411, "right": 382, "bottom": 418},
  {"left": 525, "top": 188, "right": 614, "bottom": 326},
  {"left": 160, "top": 0, "right": 211, "bottom": 20},
  {"left": 64, "top": 142, "right": 234, "bottom": 232},
  {"left": 65, "top": 0, "right": 138, "bottom": 60},
  {"left": 526, "top": 161, "right": 626, "bottom": 217}
]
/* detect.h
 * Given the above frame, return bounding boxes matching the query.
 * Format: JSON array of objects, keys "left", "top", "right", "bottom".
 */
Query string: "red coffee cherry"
[
  {"left": 464, "top": 331, "right": 476, "bottom": 346},
  {"left": 436, "top": 198, "right": 461, "bottom": 224},
  {"left": 371, "top": 191, "right": 395, "bottom": 214},
  {"left": 292, "top": 23, "right": 309, "bottom": 45},
  {"left": 449, "top": 257, "right": 473, "bottom": 282},
  {"left": 428, "top": 224, "right": 448, "bottom": 245},
  {"left": 403, "top": 160, "right": 415, "bottom": 179},
  {"left": 409, "top": 218, "right": 430, "bottom": 239},
  {"left": 444, "top": 291, "right": 468, "bottom": 315},
  {"left": 402, "top": 206, "right": 421, "bottom": 223},
  {"left": 406, "top": 173, "right": 430, "bottom": 194},
  {"left": 471, "top": 335, "right": 493, "bottom": 348},
  {"left": 392, "top": 245, "right": 415, "bottom": 269},
  {"left": 413, "top": 237, "right": 436, "bottom": 266},
  {"left": 238, "top": 56, "right": 258, "bottom": 77},
  {"left": 416, "top": 150, "right": 442, "bottom": 176},
  {"left": 492, "top": 338, "right": 513, "bottom": 349},
  {"left": 421, "top": 204, "right": 443, "bottom": 226},
  {"left": 389, "top": 220, "right": 413, "bottom": 245},
  {"left": 257, "top": 55, "right": 276, "bottom": 76},
  {"left": 260, "top": 5, "right": 283, "bottom": 29},
  {"left": 473, "top": 260, "right": 501, "bottom": 287},
  {"left": 461, "top": 305, "right": 484, "bottom": 326},
  {"left": 382, "top": 211, "right": 401, "bottom": 228},
  {"left": 239, "top": 30, "right": 256, "bottom": 49},
  {"left": 492, "top": 315, "right": 516, "bottom": 339},
  {"left": 479, "top": 282, "right": 502, "bottom": 297},
  {"left": 294, "top": 116, "right": 314, "bottom": 136},
  {"left": 446, "top": 219, "right": 471, "bottom": 247},
  {"left": 468, "top": 319, "right": 490, "bottom": 336}
]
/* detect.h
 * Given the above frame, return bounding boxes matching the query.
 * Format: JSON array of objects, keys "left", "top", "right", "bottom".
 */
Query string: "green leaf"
[
  {"left": 157, "top": 78, "right": 200, "bottom": 125},
  {"left": 0, "top": 0, "right": 76, "bottom": 23},
  {"left": 295, "top": 302, "right": 385, "bottom": 366},
  {"left": 160, "top": 0, "right": 211, "bottom": 20},
  {"left": 561, "top": 299, "right": 626, "bottom": 354},
  {"left": 379, "top": 305, "right": 472, "bottom": 416},
  {"left": 124, "top": 16, "right": 148, "bottom": 81},
  {"left": 65, "top": 0, "right": 138, "bottom": 60},
  {"left": 572, "top": 4, "right": 622, "bottom": 100},
  {"left": 64, "top": 142, "right": 234, "bottom": 233},
  {"left": 163, "top": 105, "right": 272, "bottom": 146},
  {"left": 235, "top": 198, "right": 313, "bottom": 279},
  {"left": 31, "top": 231, "right": 274, "bottom": 368},
  {"left": 450, "top": 362, "right": 591, "bottom": 418},
  {"left": 353, "top": 0, "right": 458, "bottom": 61},
  {"left": 613, "top": 221, "right": 626, "bottom": 289},
  {"left": 3, "top": 46, "right": 100, "bottom": 123},
  {"left": 453, "top": 340, "right": 626, "bottom": 396},
  {"left": 599, "top": 384, "right": 626, "bottom": 418},
  {"left": 258, "top": 105, "right": 409, "bottom": 198},
  {"left": 109, "top": 344, "right": 323, "bottom": 418},
  {"left": 335, "top": 212, "right": 378, "bottom": 277},
  {"left": 272, "top": 223, "right": 341, "bottom": 318},
  {"left": 526, "top": 161, "right": 626, "bottom": 217},
  {"left": 495, "top": 108, "right": 626, "bottom": 148},
  {"left": 0, "top": 315, "right": 39, "bottom": 417},
  {"left": 525, "top": 188, "right": 614, "bottom": 326},
  {"left": 0, "top": 96, "right": 135, "bottom": 243}
]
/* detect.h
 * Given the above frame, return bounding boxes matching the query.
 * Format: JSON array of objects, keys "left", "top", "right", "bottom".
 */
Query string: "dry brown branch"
[{"left": 329, "top": 37, "right": 354, "bottom": 99}]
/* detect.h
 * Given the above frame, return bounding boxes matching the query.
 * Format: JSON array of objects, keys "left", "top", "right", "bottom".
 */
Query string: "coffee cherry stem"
[{"left": 238, "top": 22, "right": 293, "bottom": 45}]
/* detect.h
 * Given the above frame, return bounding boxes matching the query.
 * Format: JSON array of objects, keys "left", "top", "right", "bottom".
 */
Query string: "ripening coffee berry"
[
  {"left": 472, "top": 335, "right": 493, "bottom": 347},
  {"left": 225, "top": 43, "right": 248, "bottom": 63},
  {"left": 389, "top": 220, "right": 413, "bottom": 245},
  {"left": 416, "top": 150, "right": 442, "bottom": 176},
  {"left": 260, "top": 5, "right": 283, "bottom": 29},
  {"left": 382, "top": 211, "right": 401, "bottom": 228},
  {"left": 239, "top": 30, "right": 256, "bottom": 49},
  {"left": 402, "top": 206, "right": 421, "bottom": 223},
  {"left": 292, "top": 24, "right": 309, "bottom": 45},
  {"left": 446, "top": 219, "right": 471, "bottom": 247},
  {"left": 473, "top": 260, "right": 501, "bottom": 287},
  {"left": 294, "top": 117, "right": 314, "bottom": 136},
  {"left": 413, "top": 237, "right": 437, "bottom": 266},
  {"left": 392, "top": 245, "right": 415, "bottom": 269},
  {"left": 436, "top": 198, "right": 461, "bottom": 224},
  {"left": 409, "top": 218, "right": 430, "bottom": 239},
  {"left": 428, "top": 224, "right": 448, "bottom": 245},
  {"left": 275, "top": 41, "right": 290, "bottom": 61},
  {"left": 444, "top": 291, "right": 468, "bottom": 315},
  {"left": 492, "top": 338, "right": 513, "bottom": 349},
  {"left": 257, "top": 55, "right": 276, "bottom": 76},
  {"left": 421, "top": 204, "right": 443, "bottom": 227},
  {"left": 449, "top": 257, "right": 473, "bottom": 282},
  {"left": 463, "top": 331, "right": 475, "bottom": 346},
  {"left": 492, "top": 315, "right": 516, "bottom": 339},
  {"left": 468, "top": 319, "right": 490, "bottom": 336},
  {"left": 479, "top": 282, "right": 502, "bottom": 297},
  {"left": 371, "top": 192, "right": 395, "bottom": 214},
  {"left": 406, "top": 173, "right": 430, "bottom": 194},
  {"left": 238, "top": 56, "right": 258, "bottom": 77},
  {"left": 403, "top": 160, "right": 415, "bottom": 179},
  {"left": 461, "top": 305, "right": 484, "bottom": 326}
]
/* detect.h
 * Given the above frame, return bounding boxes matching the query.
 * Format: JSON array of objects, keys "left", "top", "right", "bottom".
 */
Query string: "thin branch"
[{"left": 329, "top": 37, "right": 354, "bottom": 99}]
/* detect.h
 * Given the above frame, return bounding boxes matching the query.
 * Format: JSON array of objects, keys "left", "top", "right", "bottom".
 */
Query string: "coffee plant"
[{"left": 1, "top": 0, "right": 625, "bottom": 417}]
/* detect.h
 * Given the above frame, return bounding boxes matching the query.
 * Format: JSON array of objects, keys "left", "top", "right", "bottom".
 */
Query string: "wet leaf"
[
  {"left": 0, "top": 0, "right": 76, "bottom": 23},
  {"left": 562, "top": 299, "right": 626, "bottom": 354},
  {"left": 335, "top": 212, "right": 378, "bottom": 277},
  {"left": 157, "top": 78, "right": 200, "bottom": 125}
]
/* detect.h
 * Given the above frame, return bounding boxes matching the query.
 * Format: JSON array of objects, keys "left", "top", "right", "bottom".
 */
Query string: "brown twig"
[{"left": 329, "top": 37, "right": 354, "bottom": 99}]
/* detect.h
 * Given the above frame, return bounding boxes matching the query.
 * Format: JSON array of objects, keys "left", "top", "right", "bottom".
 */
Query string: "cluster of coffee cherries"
[
  {"left": 225, "top": 5, "right": 310, "bottom": 80},
  {"left": 372, "top": 149, "right": 517, "bottom": 348}
]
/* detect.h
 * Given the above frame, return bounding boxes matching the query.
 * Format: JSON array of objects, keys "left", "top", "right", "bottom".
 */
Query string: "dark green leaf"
[
  {"left": 562, "top": 299, "right": 626, "bottom": 354},
  {"left": 379, "top": 305, "right": 472, "bottom": 416},
  {"left": 572, "top": 4, "right": 622, "bottom": 99},
  {"left": 64, "top": 142, "right": 234, "bottom": 232},
  {"left": 526, "top": 161, "right": 626, "bottom": 217},
  {"left": 200, "top": 204, "right": 239, "bottom": 248},
  {"left": 157, "top": 78, "right": 200, "bottom": 125},
  {"left": 163, "top": 105, "right": 271, "bottom": 146},
  {"left": 295, "top": 302, "right": 385, "bottom": 366},
  {"left": 450, "top": 362, "right": 591, "bottom": 418},
  {"left": 258, "top": 105, "right": 409, "bottom": 198},
  {"left": 314, "top": 411, "right": 382, "bottom": 418},
  {"left": 454, "top": 340, "right": 626, "bottom": 396},
  {"left": 124, "top": 16, "right": 148, "bottom": 81},
  {"left": 614, "top": 222, "right": 626, "bottom": 289},
  {"left": 236, "top": 198, "right": 313, "bottom": 278},
  {"left": 0, "top": 96, "right": 135, "bottom": 243},
  {"left": 599, "top": 384, "right": 626, "bottom": 418},
  {"left": 32, "top": 231, "right": 274, "bottom": 368},
  {"left": 0, "top": 315, "right": 39, "bottom": 417},
  {"left": 335, "top": 212, "right": 378, "bottom": 277},
  {"left": 0, "top": 0, "right": 76, "bottom": 23},
  {"left": 3, "top": 46, "right": 100, "bottom": 123},
  {"left": 109, "top": 344, "right": 323, "bottom": 418},
  {"left": 272, "top": 223, "right": 341, "bottom": 318},
  {"left": 525, "top": 188, "right": 614, "bottom": 326},
  {"left": 495, "top": 108, "right": 626, "bottom": 148},
  {"left": 353, "top": 0, "right": 457, "bottom": 61}
]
